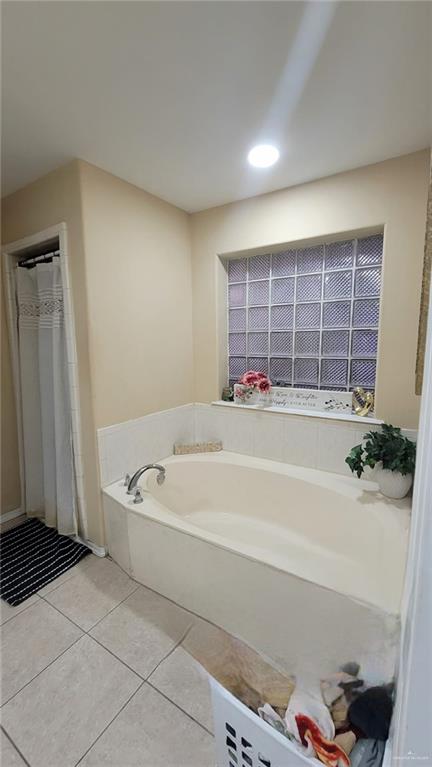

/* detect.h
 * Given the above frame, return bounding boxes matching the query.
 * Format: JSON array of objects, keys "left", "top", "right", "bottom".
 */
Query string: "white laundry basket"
[{"left": 210, "top": 678, "right": 319, "bottom": 767}]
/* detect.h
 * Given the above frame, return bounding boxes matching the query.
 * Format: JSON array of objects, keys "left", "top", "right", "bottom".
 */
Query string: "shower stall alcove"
[{"left": 2, "top": 223, "right": 88, "bottom": 541}]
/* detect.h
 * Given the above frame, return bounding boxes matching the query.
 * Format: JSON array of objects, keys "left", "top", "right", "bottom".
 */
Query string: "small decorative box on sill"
[
  {"left": 233, "top": 384, "right": 271, "bottom": 408},
  {"left": 234, "top": 384, "right": 354, "bottom": 415}
]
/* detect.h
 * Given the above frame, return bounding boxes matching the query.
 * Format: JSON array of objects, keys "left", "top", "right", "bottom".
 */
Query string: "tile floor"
[{"left": 0, "top": 554, "right": 216, "bottom": 767}]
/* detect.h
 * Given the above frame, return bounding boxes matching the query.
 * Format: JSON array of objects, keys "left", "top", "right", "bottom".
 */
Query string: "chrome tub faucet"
[{"left": 126, "top": 464, "right": 166, "bottom": 494}]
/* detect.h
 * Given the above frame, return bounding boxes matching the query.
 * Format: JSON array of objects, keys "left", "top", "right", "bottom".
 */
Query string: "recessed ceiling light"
[{"left": 247, "top": 144, "right": 280, "bottom": 168}]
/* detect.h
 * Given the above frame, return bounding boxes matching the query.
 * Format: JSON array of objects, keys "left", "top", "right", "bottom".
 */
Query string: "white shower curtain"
[{"left": 16, "top": 261, "right": 77, "bottom": 536}]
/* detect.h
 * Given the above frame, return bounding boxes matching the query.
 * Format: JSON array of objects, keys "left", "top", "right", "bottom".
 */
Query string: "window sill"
[{"left": 211, "top": 400, "right": 383, "bottom": 426}]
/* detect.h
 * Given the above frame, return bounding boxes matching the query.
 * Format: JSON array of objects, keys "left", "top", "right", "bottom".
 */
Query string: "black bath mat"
[{"left": 0, "top": 518, "right": 90, "bottom": 606}]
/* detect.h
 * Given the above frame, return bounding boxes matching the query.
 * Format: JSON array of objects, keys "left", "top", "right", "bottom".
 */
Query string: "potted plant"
[
  {"left": 234, "top": 370, "right": 272, "bottom": 406},
  {"left": 345, "top": 423, "right": 416, "bottom": 499}
]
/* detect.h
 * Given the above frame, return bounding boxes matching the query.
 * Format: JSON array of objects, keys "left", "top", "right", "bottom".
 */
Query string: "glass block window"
[{"left": 226, "top": 233, "right": 383, "bottom": 391}]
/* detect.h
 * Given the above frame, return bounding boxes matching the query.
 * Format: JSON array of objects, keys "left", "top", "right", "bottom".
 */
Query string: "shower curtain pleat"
[{"left": 16, "top": 262, "right": 77, "bottom": 536}]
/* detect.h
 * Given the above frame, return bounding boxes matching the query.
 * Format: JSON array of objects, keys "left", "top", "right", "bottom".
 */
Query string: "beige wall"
[
  {"left": 191, "top": 150, "right": 430, "bottom": 429},
  {"left": 78, "top": 162, "right": 193, "bottom": 428},
  {"left": 1, "top": 160, "right": 194, "bottom": 545},
  {"left": 1, "top": 162, "right": 103, "bottom": 543}
]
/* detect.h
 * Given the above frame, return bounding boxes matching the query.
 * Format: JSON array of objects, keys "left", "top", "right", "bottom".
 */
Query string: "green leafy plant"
[{"left": 345, "top": 423, "right": 416, "bottom": 479}]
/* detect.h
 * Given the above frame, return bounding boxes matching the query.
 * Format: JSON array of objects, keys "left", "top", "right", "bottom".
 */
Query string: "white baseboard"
[
  {"left": 73, "top": 534, "right": 107, "bottom": 557},
  {"left": 1, "top": 507, "right": 23, "bottom": 523},
  {"left": 85, "top": 541, "right": 107, "bottom": 557}
]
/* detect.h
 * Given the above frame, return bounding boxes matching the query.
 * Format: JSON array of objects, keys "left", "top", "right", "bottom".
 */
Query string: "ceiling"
[{"left": 2, "top": 1, "right": 431, "bottom": 212}]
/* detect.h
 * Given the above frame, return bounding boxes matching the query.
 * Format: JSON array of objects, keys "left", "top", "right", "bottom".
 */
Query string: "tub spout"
[{"left": 127, "top": 464, "right": 166, "bottom": 494}]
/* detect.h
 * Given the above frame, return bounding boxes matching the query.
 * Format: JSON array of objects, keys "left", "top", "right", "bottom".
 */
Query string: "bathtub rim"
[{"left": 105, "top": 449, "right": 412, "bottom": 506}]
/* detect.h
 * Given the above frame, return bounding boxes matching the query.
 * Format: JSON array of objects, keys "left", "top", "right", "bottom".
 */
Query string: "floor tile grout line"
[
  {"left": 39, "top": 567, "right": 194, "bottom": 683},
  {"left": 124, "top": 577, "right": 232, "bottom": 644},
  {"left": 146, "top": 621, "right": 195, "bottom": 682},
  {"left": 1, "top": 553, "right": 99, "bottom": 625},
  {"left": 109, "top": 553, "right": 206, "bottom": 627},
  {"left": 44, "top": 588, "right": 157, "bottom": 675},
  {"left": 38, "top": 584, "right": 191, "bottom": 684},
  {"left": 2, "top": 584, "right": 214, "bottom": 763},
  {"left": 2, "top": 640, "right": 213, "bottom": 764},
  {"left": 89, "top": 613, "right": 195, "bottom": 683},
  {"left": 87, "top": 633, "right": 146, "bottom": 682},
  {"left": 146, "top": 679, "right": 214, "bottom": 738},
  {"left": 0, "top": 595, "right": 42, "bottom": 627},
  {"left": 3, "top": 615, "right": 213, "bottom": 760},
  {"left": 144, "top": 620, "right": 214, "bottom": 737},
  {"left": 38, "top": 553, "right": 131, "bottom": 603},
  {"left": 3, "top": 563, "right": 215, "bottom": 741},
  {"left": 73, "top": 680, "right": 146, "bottom": 767},
  {"left": 38, "top": 551, "right": 223, "bottom": 655},
  {"left": 87, "top": 582, "right": 141, "bottom": 632},
  {"left": 41, "top": 551, "right": 139, "bottom": 614},
  {"left": 38, "top": 594, "right": 146, "bottom": 681},
  {"left": 144, "top": 621, "right": 215, "bottom": 736},
  {"left": 39, "top": 593, "right": 89, "bottom": 634},
  {"left": 46, "top": 585, "right": 199, "bottom": 687},
  {"left": 1, "top": 551, "right": 97, "bottom": 613},
  {"left": 36, "top": 563, "right": 90, "bottom": 598},
  {"left": 41, "top": 587, "right": 211, "bottom": 735},
  {"left": 40, "top": 579, "right": 140, "bottom": 635},
  {"left": 72, "top": 680, "right": 145, "bottom": 766},
  {"left": 0, "top": 724, "right": 32, "bottom": 767},
  {"left": 1, "top": 633, "right": 83, "bottom": 708}
]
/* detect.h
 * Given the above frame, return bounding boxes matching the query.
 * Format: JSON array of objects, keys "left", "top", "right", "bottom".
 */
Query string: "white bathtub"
[{"left": 102, "top": 451, "right": 410, "bottom": 681}]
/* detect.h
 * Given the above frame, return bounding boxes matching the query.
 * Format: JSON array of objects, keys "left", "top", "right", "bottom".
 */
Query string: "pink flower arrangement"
[{"left": 238, "top": 370, "right": 272, "bottom": 394}]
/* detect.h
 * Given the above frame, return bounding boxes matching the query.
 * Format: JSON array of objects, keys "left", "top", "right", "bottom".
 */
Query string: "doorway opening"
[{"left": 2, "top": 223, "right": 88, "bottom": 543}]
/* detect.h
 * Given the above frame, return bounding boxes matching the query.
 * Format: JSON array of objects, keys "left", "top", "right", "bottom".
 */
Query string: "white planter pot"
[{"left": 375, "top": 464, "right": 413, "bottom": 499}]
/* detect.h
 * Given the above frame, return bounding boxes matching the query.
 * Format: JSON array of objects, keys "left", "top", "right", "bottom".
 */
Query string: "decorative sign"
[
  {"left": 270, "top": 387, "right": 352, "bottom": 413},
  {"left": 233, "top": 384, "right": 353, "bottom": 413}
]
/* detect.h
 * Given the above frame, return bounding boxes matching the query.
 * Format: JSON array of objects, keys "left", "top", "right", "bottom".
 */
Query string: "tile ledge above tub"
[{"left": 211, "top": 400, "right": 384, "bottom": 426}]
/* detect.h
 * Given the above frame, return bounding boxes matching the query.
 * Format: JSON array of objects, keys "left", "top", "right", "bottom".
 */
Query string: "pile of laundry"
[
  {"left": 258, "top": 662, "right": 393, "bottom": 767},
  {"left": 181, "top": 623, "right": 393, "bottom": 767}
]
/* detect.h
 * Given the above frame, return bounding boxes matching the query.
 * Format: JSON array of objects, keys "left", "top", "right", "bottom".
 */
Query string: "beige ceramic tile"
[
  {"left": 44, "top": 556, "right": 138, "bottom": 630},
  {"left": 90, "top": 585, "right": 195, "bottom": 677},
  {"left": 149, "top": 645, "right": 213, "bottom": 732},
  {"left": 1, "top": 599, "right": 82, "bottom": 704},
  {"left": 0, "top": 729, "right": 28, "bottom": 767},
  {"left": 317, "top": 423, "right": 359, "bottom": 476},
  {"left": 0, "top": 594, "right": 40, "bottom": 626},
  {"left": 283, "top": 417, "right": 319, "bottom": 468},
  {"left": 80, "top": 682, "right": 215, "bottom": 767},
  {"left": 37, "top": 552, "right": 96, "bottom": 596},
  {"left": 1, "top": 636, "right": 141, "bottom": 767}
]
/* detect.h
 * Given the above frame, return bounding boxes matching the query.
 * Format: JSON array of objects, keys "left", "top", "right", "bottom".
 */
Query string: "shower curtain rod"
[{"left": 18, "top": 250, "right": 60, "bottom": 268}]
